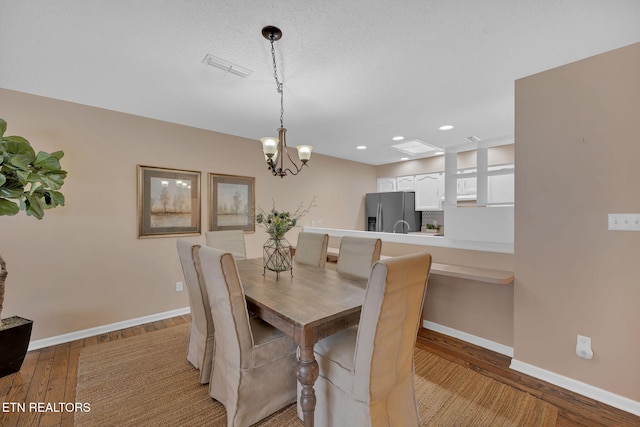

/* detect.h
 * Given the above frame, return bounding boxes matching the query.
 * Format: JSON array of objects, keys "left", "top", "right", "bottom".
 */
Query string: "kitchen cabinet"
[
  {"left": 415, "top": 172, "right": 444, "bottom": 210},
  {"left": 377, "top": 177, "right": 396, "bottom": 192},
  {"left": 456, "top": 169, "right": 477, "bottom": 196},
  {"left": 488, "top": 173, "right": 514, "bottom": 204},
  {"left": 396, "top": 175, "right": 415, "bottom": 191}
]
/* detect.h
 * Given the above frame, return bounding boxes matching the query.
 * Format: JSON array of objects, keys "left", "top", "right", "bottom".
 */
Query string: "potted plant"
[
  {"left": 423, "top": 222, "right": 441, "bottom": 235},
  {"left": 0, "top": 118, "right": 67, "bottom": 377}
]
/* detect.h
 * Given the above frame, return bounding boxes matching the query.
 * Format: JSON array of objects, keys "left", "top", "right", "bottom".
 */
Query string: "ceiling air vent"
[
  {"left": 202, "top": 54, "right": 253, "bottom": 78},
  {"left": 465, "top": 135, "right": 482, "bottom": 143},
  {"left": 391, "top": 139, "right": 441, "bottom": 156}
]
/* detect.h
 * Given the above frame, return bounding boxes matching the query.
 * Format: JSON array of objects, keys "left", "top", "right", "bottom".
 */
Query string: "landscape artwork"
[
  {"left": 138, "top": 165, "right": 201, "bottom": 238},
  {"left": 150, "top": 177, "right": 193, "bottom": 227},
  {"left": 209, "top": 174, "right": 255, "bottom": 232}
]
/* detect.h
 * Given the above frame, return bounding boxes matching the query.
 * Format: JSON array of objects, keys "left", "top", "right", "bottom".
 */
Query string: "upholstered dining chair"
[
  {"left": 205, "top": 230, "right": 247, "bottom": 260},
  {"left": 304, "top": 252, "right": 432, "bottom": 427},
  {"left": 336, "top": 236, "right": 382, "bottom": 280},
  {"left": 197, "top": 246, "right": 298, "bottom": 427},
  {"left": 176, "top": 239, "right": 215, "bottom": 384},
  {"left": 294, "top": 232, "right": 329, "bottom": 268}
]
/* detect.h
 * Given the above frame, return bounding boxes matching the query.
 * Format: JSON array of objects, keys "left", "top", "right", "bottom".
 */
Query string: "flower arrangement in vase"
[{"left": 256, "top": 197, "right": 317, "bottom": 277}]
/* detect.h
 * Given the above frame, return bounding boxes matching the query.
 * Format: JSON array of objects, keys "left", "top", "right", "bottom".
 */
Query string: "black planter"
[{"left": 0, "top": 316, "right": 33, "bottom": 378}]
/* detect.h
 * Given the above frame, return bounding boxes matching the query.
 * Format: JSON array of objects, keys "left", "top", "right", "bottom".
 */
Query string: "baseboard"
[
  {"left": 510, "top": 359, "right": 640, "bottom": 417},
  {"left": 422, "top": 320, "right": 514, "bottom": 357},
  {"left": 28, "top": 307, "right": 191, "bottom": 351}
]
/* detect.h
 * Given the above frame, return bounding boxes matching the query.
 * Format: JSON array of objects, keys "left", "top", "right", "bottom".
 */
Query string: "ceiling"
[{"left": 1, "top": 1, "right": 639, "bottom": 165}]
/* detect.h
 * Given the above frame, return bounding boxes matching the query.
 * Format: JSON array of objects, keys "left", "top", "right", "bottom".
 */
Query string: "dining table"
[{"left": 236, "top": 257, "right": 367, "bottom": 427}]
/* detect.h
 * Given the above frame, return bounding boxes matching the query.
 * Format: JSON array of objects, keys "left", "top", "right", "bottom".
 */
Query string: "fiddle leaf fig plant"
[{"left": 0, "top": 118, "right": 67, "bottom": 323}]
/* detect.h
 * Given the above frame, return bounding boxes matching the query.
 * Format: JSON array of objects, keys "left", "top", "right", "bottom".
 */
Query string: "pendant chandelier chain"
[
  {"left": 270, "top": 39, "right": 285, "bottom": 128},
  {"left": 260, "top": 25, "right": 312, "bottom": 178}
]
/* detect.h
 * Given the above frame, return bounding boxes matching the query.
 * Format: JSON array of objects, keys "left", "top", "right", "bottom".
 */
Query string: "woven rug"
[{"left": 75, "top": 324, "right": 557, "bottom": 426}]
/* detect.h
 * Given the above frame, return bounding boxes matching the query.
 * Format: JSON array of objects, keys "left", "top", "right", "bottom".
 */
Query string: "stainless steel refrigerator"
[{"left": 365, "top": 192, "right": 421, "bottom": 233}]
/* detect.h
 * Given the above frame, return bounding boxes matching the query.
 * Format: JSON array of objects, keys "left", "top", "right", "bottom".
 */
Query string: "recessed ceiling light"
[
  {"left": 434, "top": 151, "right": 444, "bottom": 155},
  {"left": 356, "top": 145, "right": 367, "bottom": 150},
  {"left": 392, "top": 136, "right": 405, "bottom": 141},
  {"left": 439, "top": 125, "right": 454, "bottom": 131},
  {"left": 400, "top": 157, "right": 410, "bottom": 161}
]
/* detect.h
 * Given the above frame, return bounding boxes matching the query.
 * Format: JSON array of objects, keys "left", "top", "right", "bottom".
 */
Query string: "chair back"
[
  {"left": 176, "top": 239, "right": 214, "bottom": 383},
  {"left": 352, "top": 252, "right": 432, "bottom": 423},
  {"left": 205, "top": 230, "right": 247, "bottom": 260},
  {"left": 336, "top": 236, "right": 382, "bottom": 279},
  {"left": 197, "top": 246, "right": 255, "bottom": 373},
  {"left": 294, "top": 232, "right": 329, "bottom": 268}
]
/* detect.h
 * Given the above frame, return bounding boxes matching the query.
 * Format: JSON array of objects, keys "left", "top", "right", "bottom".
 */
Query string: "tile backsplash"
[{"left": 421, "top": 211, "right": 444, "bottom": 230}]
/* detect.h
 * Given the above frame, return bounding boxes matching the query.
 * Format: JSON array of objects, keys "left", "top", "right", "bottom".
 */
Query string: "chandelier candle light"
[{"left": 260, "top": 26, "right": 313, "bottom": 178}]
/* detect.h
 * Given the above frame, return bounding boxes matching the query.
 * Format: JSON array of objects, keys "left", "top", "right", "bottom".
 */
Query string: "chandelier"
[{"left": 260, "top": 26, "right": 313, "bottom": 178}]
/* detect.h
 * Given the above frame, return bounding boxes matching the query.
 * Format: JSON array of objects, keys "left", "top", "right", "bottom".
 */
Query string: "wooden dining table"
[{"left": 236, "top": 258, "right": 367, "bottom": 427}]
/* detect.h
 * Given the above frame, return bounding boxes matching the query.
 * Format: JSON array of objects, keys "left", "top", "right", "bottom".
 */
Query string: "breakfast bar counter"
[{"left": 303, "top": 227, "right": 514, "bottom": 285}]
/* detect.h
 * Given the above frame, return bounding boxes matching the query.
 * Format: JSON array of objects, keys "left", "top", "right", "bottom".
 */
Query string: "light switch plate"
[{"left": 608, "top": 214, "right": 640, "bottom": 231}]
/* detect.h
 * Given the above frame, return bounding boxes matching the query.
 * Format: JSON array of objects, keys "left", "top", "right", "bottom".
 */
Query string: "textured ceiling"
[{"left": 1, "top": 1, "right": 639, "bottom": 165}]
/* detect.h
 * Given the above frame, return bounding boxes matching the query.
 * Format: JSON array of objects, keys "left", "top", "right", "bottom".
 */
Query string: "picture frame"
[
  {"left": 137, "top": 165, "right": 201, "bottom": 238},
  {"left": 209, "top": 173, "right": 255, "bottom": 232}
]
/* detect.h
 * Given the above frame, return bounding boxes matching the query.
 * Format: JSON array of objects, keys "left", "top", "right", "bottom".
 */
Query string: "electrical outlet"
[
  {"left": 576, "top": 335, "right": 593, "bottom": 360},
  {"left": 176, "top": 281, "right": 184, "bottom": 292},
  {"left": 577, "top": 335, "right": 590, "bottom": 348}
]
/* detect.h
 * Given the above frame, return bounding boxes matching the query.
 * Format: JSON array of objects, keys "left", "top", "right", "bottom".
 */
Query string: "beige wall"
[
  {"left": 0, "top": 88, "right": 376, "bottom": 340},
  {"left": 515, "top": 43, "right": 640, "bottom": 401}
]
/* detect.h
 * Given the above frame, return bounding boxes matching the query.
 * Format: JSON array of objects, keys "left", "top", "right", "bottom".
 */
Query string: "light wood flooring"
[{"left": 1, "top": 315, "right": 638, "bottom": 427}]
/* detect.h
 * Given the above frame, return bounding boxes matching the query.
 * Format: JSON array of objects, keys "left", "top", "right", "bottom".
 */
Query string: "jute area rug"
[{"left": 74, "top": 324, "right": 557, "bottom": 426}]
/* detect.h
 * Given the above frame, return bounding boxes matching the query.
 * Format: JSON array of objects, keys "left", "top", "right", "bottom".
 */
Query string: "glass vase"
[{"left": 263, "top": 236, "right": 292, "bottom": 279}]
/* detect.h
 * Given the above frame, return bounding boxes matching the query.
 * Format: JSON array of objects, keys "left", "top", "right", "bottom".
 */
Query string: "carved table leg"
[{"left": 297, "top": 345, "right": 319, "bottom": 427}]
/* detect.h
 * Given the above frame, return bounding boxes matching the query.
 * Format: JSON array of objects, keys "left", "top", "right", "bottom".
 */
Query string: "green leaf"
[
  {"left": 34, "top": 151, "right": 62, "bottom": 171},
  {"left": 0, "top": 180, "right": 24, "bottom": 198},
  {"left": 0, "top": 198, "right": 19, "bottom": 216},
  {"left": 49, "top": 150, "right": 64, "bottom": 161},
  {"left": 0, "top": 118, "right": 6, "bottom": 137},
  {"left": 15, "top": 169, "right": 31, "bottom": 185},
  {"left": 44, "top": 190, "right": 65, "bottom": 208},
  {"left": 39, "top": 171, "right": 67, "bottom": 190},
  {"left": 0, "top": 174, "right": 5, "bottom": 187},
  {"left": 24, "top": 193, "right": 45, "bottom": 219},
  {"left": 4, "top": 136, "right": 35, "bottom": 170}
]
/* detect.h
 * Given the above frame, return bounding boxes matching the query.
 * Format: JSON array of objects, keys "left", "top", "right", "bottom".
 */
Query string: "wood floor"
[{"left": 1, "top": 315, "right": 638, "bottom": 427}]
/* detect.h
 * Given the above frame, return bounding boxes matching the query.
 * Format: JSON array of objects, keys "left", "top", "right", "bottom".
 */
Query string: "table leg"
[{"left": 297, "top": 345, "right": 319, "bottom": 427}]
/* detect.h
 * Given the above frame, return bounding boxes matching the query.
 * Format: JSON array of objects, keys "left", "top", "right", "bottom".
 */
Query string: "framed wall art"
[
  {"left": 209, "top": 173, "right": 255, "bottom": 232},
  {"left": 137, "top": 165, "right": 201, "bottom": 238}
]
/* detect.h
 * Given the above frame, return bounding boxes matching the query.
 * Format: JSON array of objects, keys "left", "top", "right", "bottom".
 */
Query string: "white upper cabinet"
[
  {"left": 395, "top": 175, "right": 415, "bottom": 191},
  {"left": 377, "top": 177, "right": 396, "bottom": 192},
  {"left": 415, "top": 172, "right": 444, "bottom": 210},
  {"left": 487, "top": 165, "right": 515, "bottom": 204}
]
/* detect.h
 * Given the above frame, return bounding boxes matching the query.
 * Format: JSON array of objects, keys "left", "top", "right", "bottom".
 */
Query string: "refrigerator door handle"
[{"left": 377, "top": 203, "right": 383, "bottom": 232}]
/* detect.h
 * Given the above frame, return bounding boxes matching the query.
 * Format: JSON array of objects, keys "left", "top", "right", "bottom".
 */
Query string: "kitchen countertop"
[{"left": 303, "top": 227, "right": 513, "bottom": 254}]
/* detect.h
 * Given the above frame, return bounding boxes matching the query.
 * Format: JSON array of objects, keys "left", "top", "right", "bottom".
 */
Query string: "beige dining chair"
[
  {"left": 336, "top": 236, "right": 382, "bottom": 280},
  {"left": 294, "top": 232, "right": 329, "bottom": 268},
  {"left": 197, "top": 246, "right": 298, "bottom": 427},
  {"left": 176, "top": 239, "right": 215, "bottom": 384},
  {"left": 302, "top": 252, "right": 432, "bottom": 426},
  {"left": 205, "top": 230, "right": 247, "bottom": 260}
]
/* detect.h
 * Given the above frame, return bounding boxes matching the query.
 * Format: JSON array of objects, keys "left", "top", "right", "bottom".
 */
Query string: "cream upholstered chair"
[
  {"left": 205, "top": 230, "right": 247, "bottom": 260},
  {"left": 197, "top": 246, "right": 298, "bottom": 427},
  {"left": 176, "top": 239, "right": 215, "bottom": 384},
  {"left": 306, "top": 252, "right": 432, "bottom": 426},
  {"left": 294, "top": 232, "right": 329, "bottom": 268},
  {"left": 336, "top": 236, "right": 382, "bottom": 280}
]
